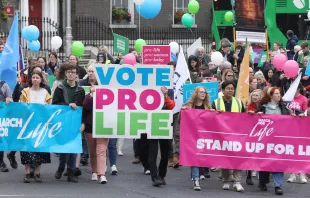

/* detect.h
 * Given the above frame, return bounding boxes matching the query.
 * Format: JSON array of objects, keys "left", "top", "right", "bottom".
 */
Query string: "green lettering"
[
  {"left": 130, "top": 112, "right": 147, "bottom": 136},
  {"left": 117, "top": 112, "right": 125, "bottom": 135},
  {"left": 95, "top": 112, "right": 113, "bottom": 135},
  {"left": 151, "top": 113, "right": 170, "bottom": 137}
]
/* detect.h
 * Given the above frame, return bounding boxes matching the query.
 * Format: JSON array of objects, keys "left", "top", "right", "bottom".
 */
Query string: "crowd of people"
[{"left": 0, "top": 29, "right": 310, "bottom": 196}]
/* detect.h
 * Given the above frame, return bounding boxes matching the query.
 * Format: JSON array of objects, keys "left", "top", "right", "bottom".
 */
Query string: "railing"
[{"left": 74, "top": 16, "right": 212, "bottom": 55}]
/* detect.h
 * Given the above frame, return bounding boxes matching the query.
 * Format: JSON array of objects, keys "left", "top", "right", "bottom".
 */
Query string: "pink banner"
[
  {"left": 142, "top": 45, "right": 171, "bottom": 65},
  {"left": 180, "top": 109, "right": 310, "bottom": 173}
]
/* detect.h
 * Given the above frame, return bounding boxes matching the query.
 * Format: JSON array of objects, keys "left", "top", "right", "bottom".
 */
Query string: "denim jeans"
[
  {"left": 59, "top": 154, "right": 77, "bottom": 169},
  {"left": 191, "top": 167, "right": 199, "bottom": 180},
  {"left": 272, "top": 172, "right": 284, "bottom": 188},
  {"left": 108, "top": 138, "right": 118, "bottom": 166},
  {"left": 81, "top": 139, "right": 89, "bottom": 159}
]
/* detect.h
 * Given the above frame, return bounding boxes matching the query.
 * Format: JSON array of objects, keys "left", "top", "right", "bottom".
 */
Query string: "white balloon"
[
  {"left": 211, "top": 51, "right": 224, "bottom": 66},
  {"left": 134, "top": 0, "right": 144, "bottom": 5},
  {"left": 308, "top": 11, "right": 310, "bottom": 20},
  {"left": 51, "top": 36, "right": 63, "bottom": 50},
  {"left": 169, "top": 41, "right": 179, "bottom": 54}
]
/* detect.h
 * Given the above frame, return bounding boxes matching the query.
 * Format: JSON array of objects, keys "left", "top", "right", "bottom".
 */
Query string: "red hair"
[{"left": 260, "top": 87, "right": 283, "bottom": 105}]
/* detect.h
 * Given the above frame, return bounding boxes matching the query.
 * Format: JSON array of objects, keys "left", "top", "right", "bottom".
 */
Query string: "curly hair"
[{"left": 183, "top": 86, "right": 211, "bottom": 109}]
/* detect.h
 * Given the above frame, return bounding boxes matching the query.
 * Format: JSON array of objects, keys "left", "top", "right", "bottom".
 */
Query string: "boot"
[
  {"left": 173, "top": 156, "right": 179, "bottom": 169},
  {"left": 168, "top": 156, "right": 174, "bottom": 167},
  {"left": 55, "top": 167, "right": 64, "bottom": 179},
  {"left": 67, "top": 168, "right": 78, "bottom": 183}
]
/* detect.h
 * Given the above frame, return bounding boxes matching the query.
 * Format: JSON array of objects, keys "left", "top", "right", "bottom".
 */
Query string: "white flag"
[
  {"left": 187, "top": 37, "right": 202, "bottom": 57},
  {"left": 283, "top": 73, "right": 302, "bottom": 102},
  {"left": 173, "top": 46, "right": 190, "bottom": 113}
]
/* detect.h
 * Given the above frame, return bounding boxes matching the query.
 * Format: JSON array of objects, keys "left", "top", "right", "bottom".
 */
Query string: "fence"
[
  {"left": 74, "top": 16, "right": 212, "bottom": 56},
  {"left": 0, "top": 17, "right": 65, "bottom": 62}
]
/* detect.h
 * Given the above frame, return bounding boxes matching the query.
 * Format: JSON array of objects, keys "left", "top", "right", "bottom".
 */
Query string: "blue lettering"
[
  {"left": 137, "top": 68, "right": 153, "bottom": 86},
  {"left": 156, "top": 68, "right": 170, "bottom": 87},
  {"left": 116, "top": 68, "right": 135, "bottom": 86},
  {"left": 95, "top": 67, "right": 115, "bottom": 85}
]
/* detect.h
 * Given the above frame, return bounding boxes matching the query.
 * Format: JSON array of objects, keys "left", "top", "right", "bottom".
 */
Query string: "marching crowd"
[{"left": 0, "top": 29, "right": 310, "bottom": 196}]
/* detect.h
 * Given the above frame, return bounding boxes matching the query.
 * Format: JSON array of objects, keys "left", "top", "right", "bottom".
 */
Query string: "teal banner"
[{"left": 0, "top": 102, "right": 82, "bottom": 153}]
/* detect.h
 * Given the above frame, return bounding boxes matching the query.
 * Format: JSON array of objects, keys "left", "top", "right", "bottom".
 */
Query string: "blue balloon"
[
  {"left": 135, "top": 0, "right": 162, "bottom": 19},
  {"left": 25, "top": 25, "right": 40, "bottom": 41},
  {"left": 21, "top": 26, "right": 29, "bottom": 40},
  {"left": 28, "top": 40, "right": 40, "bottom": 52}
]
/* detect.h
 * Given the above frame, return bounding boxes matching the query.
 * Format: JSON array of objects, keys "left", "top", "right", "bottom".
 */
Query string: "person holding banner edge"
[
  {"left": 18, "top": 70, "right": 52, "bottom": 183},
  {"left": 211, "top": 81, "right": 246, "bottom": 192},
  {"left": 181, "top": 86, "right": 213, "bottom": 191},
  {"left": 255, "top": 87, "right": 299, "bottom": 195},
  {"left": 52, "top": 64, "right": 85, "bottom": 183}
]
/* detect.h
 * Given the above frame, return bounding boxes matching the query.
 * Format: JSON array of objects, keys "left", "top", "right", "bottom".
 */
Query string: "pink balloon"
[
  {"left": 272, "top": 54, "right": 287, "bottom": 70},
  {"left": 283, "top": 60, "right": 299, "bottom": 78},
  {"left": 123, "top": 54, "right": 136, "bottom": 66}
]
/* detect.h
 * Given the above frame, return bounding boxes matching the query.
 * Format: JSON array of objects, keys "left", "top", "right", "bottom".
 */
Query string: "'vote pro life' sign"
[
  {"left": 93, "top": 64, "right": 174, "bottom": 139},
  {"left": 142, "top": 45, "right": 171, "bottom": 65}
]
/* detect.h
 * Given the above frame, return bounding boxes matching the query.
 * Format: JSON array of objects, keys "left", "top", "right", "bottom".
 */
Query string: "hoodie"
[{"left": 286, "top": 35, "right": 298, "bottom": 60}]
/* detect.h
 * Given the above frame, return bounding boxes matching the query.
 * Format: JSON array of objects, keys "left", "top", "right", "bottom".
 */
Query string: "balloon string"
[{"left": 189, "top": 28, "right": 196, "bottom": 40}]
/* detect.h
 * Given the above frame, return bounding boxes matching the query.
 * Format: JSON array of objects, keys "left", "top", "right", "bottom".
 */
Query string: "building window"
[
  {"left": 110, "top": 0, "right": 136, "bottom": 27},
  {"left": 173, "top": 0, "right": 197, "bottom": 27}
]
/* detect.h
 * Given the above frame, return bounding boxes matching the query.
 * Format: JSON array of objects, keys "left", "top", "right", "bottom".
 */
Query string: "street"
[{"left": 0, "top": 140, "right": 309, "bottom": 198}]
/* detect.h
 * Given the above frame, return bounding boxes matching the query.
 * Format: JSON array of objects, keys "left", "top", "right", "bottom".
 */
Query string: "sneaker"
[
  {"left": 193, "top": 180, "right": 201, "bottom": 191},
  {"left": 24, "top": 174, "right": 31, "bottom": 183},
  {"left": 300, "top": 173, "right": 308, "bottom": 184},
  {"left": 0, "top": 162, "right": 9, "bottom": 172},
  {"left": 118, "top": 150, "right": 124, "bottom": 156},
  {"left": 34, "top": 174, "right": 42, "bottom": 183},
  {"left": 152, "top": 177, "right": 163, "bottom": 187},
  {"left": 99, "top": 175, "right": 107, "bottom": 184},
  {"left": 160, "top": 177, "right": 166, "bottom": 185},
  {"left": 222, "top": 183, "right": 230, "bottom": 190},
  {"left": 111, "top": 165, "right": 118, "bottom": 175},
  {"left": 287, "top": 173, "right": 296, "bottom": 183},
  {"left": 275, "top": 187, "right": 283, "bottom": 195},
  {"left": 233, "top": 183, "right": 244, "bottom": 192},
  {"left": 200, "top": 175, "right": 205, "bottom": 180},
  {"left": 251, "top": 171, "right": 257, "bottom": 177},
  {"left": 55, "top": 167, "right": 64, "bottom": 179},
  {"left": 132, "top": 158, "right": 141, "bottom": 164},
  {"left": 74, "top": 168, "right": 82, "bottom": 177},
  {"left": 144, "top": 169, "right": 151, "bottom": 175},
  {"left": 91, "top": 173, "right": 98, "bottom": 181},
  {"left": 7, "top": 153, "right": 18, "bottom": 169}
]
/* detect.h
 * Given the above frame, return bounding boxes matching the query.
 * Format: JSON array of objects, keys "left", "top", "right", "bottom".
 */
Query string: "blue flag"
[{"left": 0, "top": 13, "right": 19, "bottom": 91}]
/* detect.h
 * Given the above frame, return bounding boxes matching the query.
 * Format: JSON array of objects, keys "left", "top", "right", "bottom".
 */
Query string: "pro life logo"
[{"left": 293, "top": 0, "right": 305, "bottom": 9}]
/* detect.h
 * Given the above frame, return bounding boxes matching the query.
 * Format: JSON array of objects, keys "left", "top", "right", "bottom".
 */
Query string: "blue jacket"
[{"left": 286, "top": 35, "right": 298, "bottom": 60}]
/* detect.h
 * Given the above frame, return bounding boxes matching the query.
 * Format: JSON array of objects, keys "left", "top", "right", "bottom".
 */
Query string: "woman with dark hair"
[
  {"left": 188, "top": 55, "right": 200, "bottom": 83},
  {"left": 19, "top": 70, "right": 52, "bottom": 183},
  {"left": 256, "top": 87, "right": 290, "bottom": 195},
  {"left": 265, "top": 69, "right": 274, "bottom": 84},
  {"left": 37, "top": 57, "right": 53, "bottom": 75},
  {"left": 52, "top": 63, "right": 67, "bottom": 92},
  {"left": 48, "top": 52, "right": 59, "bottom": 74}
]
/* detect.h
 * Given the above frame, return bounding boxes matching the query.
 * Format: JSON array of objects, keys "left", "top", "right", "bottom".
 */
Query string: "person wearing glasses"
[{"left": 53, "top": 64, "right": 85, "bottom": 183}]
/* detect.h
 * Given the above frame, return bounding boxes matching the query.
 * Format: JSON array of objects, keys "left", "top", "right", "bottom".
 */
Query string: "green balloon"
[
  {"left": 134, "top": 39, "right": 147, "bottom": 53},
  {"left": 182, "top": 13, "right": 194, "bottom": 28},
  {"left": 188, "top": 0, "right": 200, "bottom": 14},
  {"left": 224, "top": 11, "right": 234, "bottom": 22},
  {"left": 72, "top": 41, "right": 85, "bottom": 57}
]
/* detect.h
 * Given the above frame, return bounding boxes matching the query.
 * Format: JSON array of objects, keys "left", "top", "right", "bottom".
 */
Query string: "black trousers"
[
  {"left": 139, "top": 134, "right": 169, "bottom": 179},
  {"left": 259, "top": 171, "right": 270, "bottom": 185},
  {"left": 0, "top": 151, "right": 16, "bottom": 162},
  {"left": 133, "top": 139, "right": 140, "bottom": 158}
]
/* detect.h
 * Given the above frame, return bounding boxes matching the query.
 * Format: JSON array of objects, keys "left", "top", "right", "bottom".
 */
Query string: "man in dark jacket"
[
  {"left": 286, "top": 30, "right": 298, "bottom": 60},
  {"left": 53, "top": 64, "right": 85, "bottom": 183},
  {"left": 234, "top": 42, "right": 245, "bottom": 71}
]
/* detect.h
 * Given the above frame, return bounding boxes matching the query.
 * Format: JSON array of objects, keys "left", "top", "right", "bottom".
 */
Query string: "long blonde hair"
[
  {"left": 249, "top": 89, "right": 264, "bottom": 105},
  {"left": 183, "top": 86, "right": 211, "bottom": 109}
]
